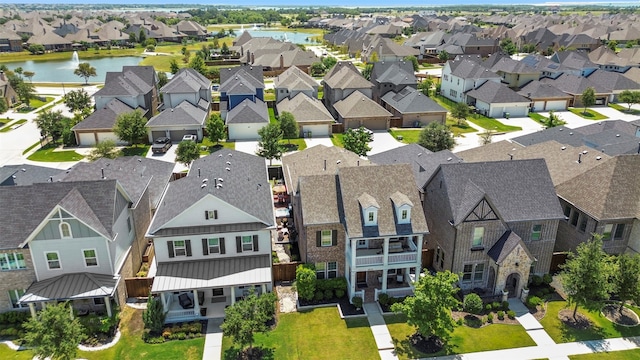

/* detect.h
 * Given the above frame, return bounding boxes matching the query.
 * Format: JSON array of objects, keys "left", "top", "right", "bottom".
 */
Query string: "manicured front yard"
[
  {"left": 0, "top": 344, "right": 32, "bottom": 360},
  {"left": 568, "top": 108, "right": 608, "bottom": 120},
  {"left": 198, "top": 138, "right": 236, "bottom": 155},
  {"left": 280, "top": 138, "right": 307, "bottom": 152},
  {"left": 330, "top": 133, "right": 345, "bottom": 148},
  {"left": 540, "top": 301, "right": 640, "bottom": 343},
  {"left": 385, "top": 314, "right": 536, "bottom": 359},
  {"left": 570, "top": 349, "right": 640, "bottom": 359},
  {"left": 121, "top": 144, "right": 151, "bottom": 157},
  {"left": 608, "top": 103, "right": 640, "bottom": 115},
  {"left": 221, "top": 307, "right": 378, "bottom": 360},
  {"left": 0, "top": 119, "right": 27, "bottom": 133},
  {"left": 528, "top": 112, "right": 548, "bottom": 125},
  {"left": 466, "top": 113, "right": 522, "bottom": 132},
  {"left": 389, "top": 129, "right": 421, "bottom": 143},
  {"left": 27, "top": 144, "right": 84, "bottom": 162}
]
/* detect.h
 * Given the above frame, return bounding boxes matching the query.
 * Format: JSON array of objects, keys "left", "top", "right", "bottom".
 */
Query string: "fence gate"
[
  {"left": 272, "top": 262, "right": 303, "bottom": 283},
  {"left": 125, "top": 277, "right": 154, "bottom": 298}
]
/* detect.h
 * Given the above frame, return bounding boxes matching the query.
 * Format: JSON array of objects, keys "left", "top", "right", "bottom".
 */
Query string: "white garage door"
[
  {"left": 228, "top": 123, "right": 266, "bottom": 140},
  {"left": 503, "top": 105, "right": 528, "bottom": 117},
  {"left": 544, "top": 100, "right": 567, "bottom": 111},
  {"left": 97, "top": 132, "right": 127, "bottom": 145},
  {"left": 302, "top": 124, "right": 330, "bottom": 137},
  {"left": 78, "top": 132, "right": 96, "bottom": 146}
]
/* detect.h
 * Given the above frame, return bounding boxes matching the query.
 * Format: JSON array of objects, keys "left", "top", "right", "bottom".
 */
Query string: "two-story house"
[
  {"left": 219, "top": 65, "right": 264, "bottom": 120},
  {"left": 146, "top": 150, "right": 275, "bottom": 322},
  {"left": 159, "top": 67, "right": 212, "bottom": 112},
  {"left": 370, "top": 60, "right": 417, "bottom": 103},
  {"left": 323, "top": 61, "right": 373, "bottom": 119},
  {"left": 0, "top": 180, "right": 137, "bottom": 317},
  {"left": 423, "top": 160, "right": 564, "bottom": 298},
  {"left": 274, "top": 65, "right": 318, "bottom": 103},
  {"left": 440, "top": 58, "right": 501, "bottom": 104},
  {"left": 93, "top": 66, "right": 159, "bottom": 119}
]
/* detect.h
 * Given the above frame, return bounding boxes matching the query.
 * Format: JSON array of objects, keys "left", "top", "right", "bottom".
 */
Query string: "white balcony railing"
[
  {"left": 356, "top": 255, "right": 384, "bottom": 266},
  {"left": 388, "top": 252, "right": 417, "bottom": 264},
  {"left": 165, "top": 309, "right": 197, "bottom": 323}
]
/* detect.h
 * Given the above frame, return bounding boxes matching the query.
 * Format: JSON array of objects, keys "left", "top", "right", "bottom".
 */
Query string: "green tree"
[
  {"left": 142, "top": 295, "right": 165, "bottom": 334},
  {"left": 278, "top": 111, "right": 298, "bottom": 144},
  {"left": 188, "top": 54, "right": 207, "bottom": 76},
  {"left": 295, "top": 264, "right": 316, "bottom": 301},
  {"left": 14, "top": 79, "right": 34, "bottom": 107},
  {"left": 310, "top": 62, "right": 325, "bottom": 77},
  {"left": 391, "top": 271, "right": 460, "bottom": 344},
  {"left": 418, "top": 78, "right": 433, "bottom": 96},
  {"left": 35, "top": 109, "right": 66, "bottom": 141},
  {"left": 614, "top": 254, "right": 640, "bottom": 313},
  {"left": 23, "top": 71, "right": 35, "bottom": 83},
  {"left": 138, "top": 29, "right": 146, "bottom": 44},
  {"left": 418, "top": 122, "right": 455, "bottom": 152},
  {"left": 113, "top": 110, "right": 148, "bottom": 145},
  {"left": 322, "top": 56, "right": 337, "bottom": 71},
  {"left": 27, "top": 44, "right": 45, "bottom": 54},
  {"left": 478, "top": 130, "right": 493, "bottom": 145},
  {"left": 500, "top": 38, "right": 517, "bottom": 55},
  {"left": 451, "top": 102, "right": 470, "bottom": 125},
  {"left": 221, "top": 42, "right": 230, "bottom": 55},
  {"left": 543, "top": 110, "right": 564, "bottom": 128},
  {"left": 157, "top": 71, "right": 168, "bottom": 89},
  {"left": 129, "top": 32, "right": 137, "bottom": 43},
  {"left": 212, "top": 38, "right": 220, "bottom": 50},
  {"left": 369, "top": 51, "right": 379, "bottom": 63},
  {"left": 175, "top": 140, "right": 200, "bottom": 166},
  {"left": 74, "top": 62, "right": 97, "bottom": 85},
  {"left": 342, "top": 127, "right": 372, "bottom": 157},
  {"left": 438, "top": 50, "right": 449, "bottom": 62},
  {"left": 618, "top": 90, "right": 640, "bottom": 111},
  {"left": 607, "top": 40, "right": 618, "bottom": 51},
  {"left": 256, "top": 123, "right": 283, "bottom": 165},
  {"left": 63, "top": 89, "right": 91, "bottom": 114},
  {"left": 405, "top": 55, "right": 419, "bottom": 72},
  {"left": 581, "top": 86, "right": 596, "bottom": 114},
  {"left": 169, "top": 59, "right": 180, "bottom": 75},
  {"left": 0, "top": 98, "right": 7, "bottom": 114},
  {"left": 561, "top": 234, "right": 614, "bottom": 320},
  {"left": 220, "top": 287, "right": 276, "bottom": 354},
  {"left": 206, "top": 113, "right": 226, "bottom": 145},
  {"left": 88, "top": 140, "right": 121, "bottom": 161},
  {"left": 361, "top": 63, "right": 373, "bottom": 81},
  {"left": 23, "top": 302, "right": 86, "bottom": 360}
]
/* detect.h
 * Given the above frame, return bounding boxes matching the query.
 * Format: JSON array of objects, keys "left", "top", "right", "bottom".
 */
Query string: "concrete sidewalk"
[
  {"left": 364, "top": 302, "right": 399, "bottom": 360},
  {"left": 509, "top": 298, "right": 557, "bottom": 347},
  {"left": 202, "top": 317, "right": 224, "bottom": 360}
]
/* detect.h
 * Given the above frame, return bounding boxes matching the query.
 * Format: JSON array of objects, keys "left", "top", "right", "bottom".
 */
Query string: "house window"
[
  {"left": 614, "top": 224, "right": 625, "bottom": 240},
  {"left": 474, "top": 263, "right": 484, "bottom": 281},
  {"left": 462, "top": 264, "right": 473, "bottom": 281},
  {"left": 208, "top": 238, "right": 220, "bottom": 253},
  {"left": 45, "top": 252, "right": 60, "bottom": 270},
  {"left": 603, "top": 224, "right": 613, "bottom": 240},
  {"left": 570, "top": 210, "right": 579, "bottom": 226},
  {"left": 401, "top": 209, "right": 408, "bottom": 220},
  {"left": 8, "top": 289, "right": 25, "bottom": 309},
  {"left": 578, "top": 215, "right": 588, "bottom": 232},
  {"left": 449, "top": 89, "right": 457, "bottom": 98},
  {"left": 0, "top": 253, "right": 26, "bottom": 271},
  {"left": 563, "top": 205, "right": 572, "bottom": 218},
  {"left": 173, "top": 240, "right": 187, "bottom": 256},
  {"left": 127, "top": 218, "right": 132, "bottom": 233},
  {"left": 242, "top": 236, "right": 254, "bottom": 251},
  {"left": 316, "top": 262, "right": 338, "bottom": 279},
  {"left": 206, "top": 210, "right": 218, "bottom": 220},
  {"left": 368, "top": 212, "right": 374, "bottom": 222},
  {"left": 531, "top": 224, "right": 542, "bottom": 241},
  {"left": 212, "top": 288, "right": 224, "bottom": 296},
  {"left": 83, "top": 249, "right": 98, "bottom": 267},
  {"left": 316, "top": 262, "right": 326, "bottom": 279},
  {"left": 321, "top": 230, "right": 332, "bottom": 247},
  {"left": 59, "top": 222, "right": 72, "bottom": 238},
  {"left": 435, "top": 247, "right": 445, "bottom": 269},
  {"left": 328, "top": 262, "right": 337, "bottom": 278},
  {"left": 472, "top": 227, "right": 484, "bottom": 248},
  {"left": 93, "top": 297, "right": 105, "bottom": 305},
  {"left": 357, "top": 239, "right": 367, "bottom": 249}
]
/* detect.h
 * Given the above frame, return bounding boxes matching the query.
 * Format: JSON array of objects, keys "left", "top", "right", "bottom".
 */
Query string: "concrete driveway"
[
  {"left": 590, "top": 106, "right": 640, "bottom": 121},
  {"left": 368, "top": 131, "right": 403, "bottom": 156},
  {"left": 234, "top": 140, "right": 259, "bottom": 156},
  {"left": 305, "top": 136, "right": 333, "bottom": 148},
  {"left": 538, "top": 110, "right": 601, "bottom": 129}
]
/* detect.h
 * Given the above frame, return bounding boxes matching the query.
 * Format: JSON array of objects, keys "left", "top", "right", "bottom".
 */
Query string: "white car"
[{"left": 181, "top": 134, "right": 197, "bottom": 142}]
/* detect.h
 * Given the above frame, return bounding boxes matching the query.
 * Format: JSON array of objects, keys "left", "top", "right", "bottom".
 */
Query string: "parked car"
[
  {"left": 361, "top": 127, "right": 374, "bottom": 141},
  {"left": 182, "top": 134, "right": 197, "bottom": 142},
  {"left": 151, "top": 137, "right": 172, "bottom": 154}
]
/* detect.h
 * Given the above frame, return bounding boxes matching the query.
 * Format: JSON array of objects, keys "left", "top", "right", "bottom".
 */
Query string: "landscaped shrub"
[
  {"left": 542, "top": 274, "right": 553, "bottom": 285},
  {"left": 497, "top": 311, "right": 505, "bottom": 320},
  {"left": 295, "top": 264, "right": 316, "bottom": 301},
  {"left": 507, "top": 310, "right": 516, "bottom": 319},
  {"left": 158, "top": 321, "right": 203, "bottom": 342},
  {"left": 502, "top": 301, "right": 510, "bottom": 311},
  {"left": 378, "top": 293, "right": 389, "bottom": 306},
  {"left": 492, "top": 301, "right": 501, "bottom": 309},
  {"left": 456, "top": 317, "right": 464, "bottom": 325},
  {"left": 314, "top": 291, "right": 324, "bottom": 301},
  {"left": 143, "top": 333, "right": 164, "bottom": 344},
  {"left": 0, "top": 311, "right": 30, "bottom": 325},
  {"left": 487, "top": 313, "right": 494, "bottom": 323},
  {"left": 463, "top": 293, "right": 483, "bottom": 314},
  {"left": 324, "top": 289, "right": 333, "bottom": 299},
  {"left": 530, "top": 275, "right": 543, "bottom": 287},
  {"left": 485, "top": 303, "right": 492, "bottom": 311},
  {"left": 527, "top": 296, "right": 542, "bottom": 308},
  {"left": 351, "top": 296, "right": 363, "bottom": 309},
  {"left": 335, "top": 289, "right": 345, "bottom": 298}
]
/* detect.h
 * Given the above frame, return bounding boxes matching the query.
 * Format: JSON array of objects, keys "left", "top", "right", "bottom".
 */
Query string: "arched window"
[{"left": 59, "top": 222, "right": 72, "bottom": 238}]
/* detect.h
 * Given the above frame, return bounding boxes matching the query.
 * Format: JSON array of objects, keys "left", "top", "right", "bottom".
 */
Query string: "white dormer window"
[
  {"left": 391, "top": 191, "right": 413, "bottom": 225},
  {"left": 397, "top": 205, "right": 411, "bottom": 224},
  {"left": 365, "top": 209, "right": 378, "bottom": 226},
  {"left": 368, "top": 212, "right": 374, "bottom": 222},
  {"left": 358, "top": 192, "right": 379, "bottom": 227}
]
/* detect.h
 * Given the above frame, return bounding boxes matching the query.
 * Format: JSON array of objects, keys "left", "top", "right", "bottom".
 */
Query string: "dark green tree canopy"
[
  {"left": 24, "top": 302, "right": 86, "bottom": 360},
  {"left": 74, "top": 62, "right": 97, "bottom": 85},
  {"left": 206, "top": 113, "right": 226, "bottom": 145},
  {"left": 278, "top": 111, "right": 298, "bottom": 144},
  {"left": 418, "top": 122, "right": 455, "bottom": 152},
  {"left": 343, "top": 127, "right": 372, "bottom": 157},
  {"left": 175, "top": 140, "right": 200, "bottom": 166},
  {"left": 63, "top": 89, "right": 91, "bottom": 114},
  {"left": 257, "top": 123, "right": 283, "bottom": 165},
  {"left": 113, "top": 110, "right": 148, "bottom": 145}
]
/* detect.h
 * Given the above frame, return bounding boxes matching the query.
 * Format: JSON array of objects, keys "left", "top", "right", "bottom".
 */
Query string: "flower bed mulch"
[
  {"left": 298, "top": 296, "right": 365, "bottom": 316},
  {"left": 602, "top": 304, "right": 640, "bottom": 326},
  {"left": 559, "top": 309, "right": 592, "bottom": 330}
]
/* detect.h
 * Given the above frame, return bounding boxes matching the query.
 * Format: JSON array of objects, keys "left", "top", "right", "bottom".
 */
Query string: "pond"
[
  {"left": 242, "top": 28, "right": 320, "bottom": 45},
  {"left": 1, "top": 54, "right": 143, "bottom": 83}
]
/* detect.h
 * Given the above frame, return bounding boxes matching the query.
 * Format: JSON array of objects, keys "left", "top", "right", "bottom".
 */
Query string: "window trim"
[
  {"left": 472, "top": 226, "right": 484, "bottom": 248},
  {"left": 401, "top": 209, "right": 408, "bottom": 220},
  {"left": 59, "top": 222, "right": 72, "bottom": 238},
  {"left": 173, "top": 240, "right": 187, "bottom": 257},
  {"left": 603, "top": 223, "right": 613, "bottom": 240},
  {"left": 45, "top": 251, "right": 61, "bottom": 270},
  {"left": 462, "top": 264, "right": 473, "bottom": 282},
  {"left": 315, "top": 261, "right": 338, "bottom": 279},
  {"left": 614, "top": 224, "right": 625, "bottom": 241},
  {"left": 0, "top": 252, "right": 26, "bottom": 271},
  {"left": 242, "top": 235, "right": 254, "bottom": 252},
  {"left": 208, "top": 238, "right": 220, "bottom": 254},
  {"left": 8, "top": 289, "right": 25, "bottom": 309},
  {"left": 321, "top": 230, "right": 332, "bottom": 247},
  {"left": 82, "top": 248, "right": 98, "bottom": 267},
  {"left": 531, "top": 224, "right": 542, "bottom": 241}
]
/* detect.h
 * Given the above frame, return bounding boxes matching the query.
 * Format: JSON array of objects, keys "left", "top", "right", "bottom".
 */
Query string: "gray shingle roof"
[
  {"left": 276, "top": 93, "right": 333, "bottom": 124},
  {"left": 0, "top": 164, "right": 64, "bottom": 186},
  {"left": 146, "top": 100, "right": 207, "bottom": 127},
  {"left": 299, "top": 174, "right": 340, "bottom": 225},
  {"left": 540, "top": 73, "right": 610, "bottom": 95},
  {"left": 72, "top": 98, "right": 136, "bottom": 131},
  {"left": 225, "top": 98, "right": 269, "bottom": 124},
  {"left": 160, "top": 67, "right": 210, "bottom": 94},
  {"left": 219, "top": 65, "right": 264, "bottom": 85},
  {"left": 512, "top": 126, "right": 586, "bottom": 147},
  {"left": 487, "top": 231, "right": 533, "bottom": 265},
  {"left": 371, "top": 60, "right": 416, "bottom": 86},
  {"left": 324, "top": 64, "right": 372, "bottom": 90},
  {"left": 466, "top": 81, "right": 530, "bottom": 104},
  {"left": 381, "top": 87, "right": 447, "bottom": 114},
  {"left": 517, "top": 81, "right": 573, "bottom": 100},
  {"left": 273, "top": 65, "right": 317, "bottom": 90},
  {"left": 95, "top": 66, "right": 155, "bottom": 98},
  {"left": 448, "top": 59, "right": 499, "bottom": 79},
  {"left": 437, "top": 159, "right": 564, "bottom": 225},
  {"left": 148, "top": 150, "right": 274, "bottom": 236},
  {"left": 334, "top": 91, "right": 392, "bottom": 118},
  {"left": 337, "top": 164, "right": 429, "bottom": 238},
  {"left": 587, "top": 69, "right": 640, "bottom": 92}
]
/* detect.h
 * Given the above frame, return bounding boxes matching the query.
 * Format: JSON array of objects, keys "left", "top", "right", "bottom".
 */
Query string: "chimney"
[
  {"left": 241, "top": 45, "right": 244, "bottom": 56},
  {"left": 637, "top": 142, "right": 640, "bottom": 154},
  {"left": 357, "top": 160, "right": 360, "bottom": 166},
  {"left": 0, "top": 71, "right": 5, "bottom": 81}
]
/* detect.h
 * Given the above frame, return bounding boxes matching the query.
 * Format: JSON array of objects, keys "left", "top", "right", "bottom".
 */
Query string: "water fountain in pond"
[{"left": 71, "top": 51, "right": 79, "bottom": 64}]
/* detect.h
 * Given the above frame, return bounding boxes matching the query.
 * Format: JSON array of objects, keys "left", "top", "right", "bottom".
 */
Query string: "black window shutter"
[
  {"left": 185, "top": 240, "right": 192, "bottom": 257},
  {"left": 167, "top": 241, "right": 175, "bottom": 258},
  {"left": 253, "top": 235, "right": 259, "bottom": 252},
  {"left": 332, "top": 230, "right": 337, "bottom": 246},
  {"left": 316, "top": 231, "right": 321, "bottom": 247},
  {"left": 205, "top": 211, "right": 209, "bottom": 220},
  {"left": 202, "top": 238, "right": 209, "bottom": 256},
  {"left": 214, "top": 210, "right": 218, "bottom": 219},
  {"left": 220, "top": 237, "right": 226, "bottom": 254},
  {"left": 236, "top": 236, "right": 242, "bottom": 253}
]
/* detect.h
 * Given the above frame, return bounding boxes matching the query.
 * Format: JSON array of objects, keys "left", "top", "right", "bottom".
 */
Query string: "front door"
[
  {"left": 506, "top": 273, "right": 520, "bottom": 297},
  {"left": 356, "top": 272, "right": 367, "bottom": 287}
]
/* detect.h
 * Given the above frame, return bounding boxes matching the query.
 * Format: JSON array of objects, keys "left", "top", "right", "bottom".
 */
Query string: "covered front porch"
[
  {"left": 152, "top": 255, "right": 273, "bottom": 323},
  {"left": 19, "top": 272, "right": 117, "bottom": 319}
]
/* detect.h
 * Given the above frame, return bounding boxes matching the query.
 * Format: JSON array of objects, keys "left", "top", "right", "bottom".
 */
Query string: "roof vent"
[
  {"left": 228, "top": 153, "right": 232, "bottom": 157},
  {"left": 226, "top": 161, "right": 231, "bottom": 165},
  {"left": 336, "top": 160, "right": 341, "bottom": 164},
  {"left": 596, "top": 156, "right": 602, "bottom": 160},
  {"left": 218, "top": 154, "right": 223, "bottom": 157},
  {"left": 561, "top": 146, "right": 566, "bottom": 150},
  {"left": 582, "top": 150, "right": 588, "bottom": 154},
  {"left": 201, "top": 183, "right": 207, "bottom": 188},
  {"left": 417, "top": 153, "right": 422, "bottom": 157},
  {"left": 226, "top": 167, "right": 231, "bottom": 171},
  {"left": 202, "top": 178, "right": 208, "bottom": 183},
  {"left": 559, "top": 128, "right": 563, "bottom": 131},
  {"left": 616, "top": 134, "right": 620, "bottom": 137},
  {"left": 218, "top": 178, "right": 223, "bottom": 182},
  {"left": 569, "top": 132, "right": 573, "bottom": 135},
  {"left": 21, "top": 168, "right": 26, "bottom": 172},
  {"left": 216, "top": 183, "right": 223, "bottom": 189}
]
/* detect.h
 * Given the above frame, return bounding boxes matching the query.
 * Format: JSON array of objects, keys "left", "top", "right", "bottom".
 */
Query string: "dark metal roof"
[{"left": 20, "top": 272, "right": 117, "bottom": 303}]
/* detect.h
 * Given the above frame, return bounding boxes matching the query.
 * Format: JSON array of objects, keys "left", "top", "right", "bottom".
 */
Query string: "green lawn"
[
  {"left": 540, "top": 301, "right": 640, "bottom": 344},
  {"left": 268, "top": 108, "right": 277, "bottom": 124},
  {"left": 389, "top": 129, "right": 421, "bottom": 143},
  {"left": 199, "top": 138, "right": 236, "bottom": 155},
  {"left": 221, "top": 307, "right": 378, "bottom": 360},
  {"left": 466, "top": 113, "right": 522, "bottom": 132},
  {"left": 330, "top": 133, "right": 345, "bottom": 148},
  {"left": 280, "top": 138, "right": 307, "bottom": 152},
  {"left": 608, "top": 103, "right": 640, "bottom": 116},
  {"left": 121, "top": 144, "right": 151, "bottom": 157},
  {"left": 0, "top": 344, "right": 32, "bottom": 360},
  {"left": 446, "top": 118, "right": 477, "bottom": 135},
  {"left": 528, "top": 112, "right": 548, "bottom": 125},
  {"left": 0, "top": 118, "right": 11, "bottom": 127},
  {"left": 22, "top": 141, "right": 41, "bottom": 155},
  {"left": 568, "top": 108, "right": 608, "bottom": 120},
  {"left": 30, "top": 96, "right": 54, "bottom": 109},
  {"left": 0, "top": 119, "right": 27, "bottom": 132},
  {"left": 570, "top": 349, "right": 640, "bottom": 359},
  {"left": 27, "top": 144, "right": 84, "bottom": 162},
  {"left": 385, "top": 314, "right": 536, "bottom": 359}
]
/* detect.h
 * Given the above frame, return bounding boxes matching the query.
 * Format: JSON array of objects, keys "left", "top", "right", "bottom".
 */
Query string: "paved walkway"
[
  {"left": 202, "top": 317, "right": 224, "bottom": 360},
  {"left": 509, "top": 299, "right": 557, "bottom": 347},
  {"left": 364, "top": 302, "right": 399, "bottom": 360}
]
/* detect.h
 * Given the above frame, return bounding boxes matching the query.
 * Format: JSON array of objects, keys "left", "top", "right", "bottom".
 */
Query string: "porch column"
[
  {"left": 41, "top": 301, "right": 46, "bottom": 309},
  {"left": 382, "top": 237, "right": 390, "bottom": 292},
  {"left": 28, "top": 303, "right": 36, "bottom": 319},
  {"left": 160, "top": 292, "right": 168, "bottom": 312},
  {"left": 261, "top": 284, "right": 266, "bottom": 294},
  {"left": 230, "top": 286, "right": 235, "bottom": 305},
  {"left": 350, "top": 238, "right": 357, "bottom": 298},
  {"left": 415, "top": 235, "right": 424, "bottom": 283},
  {"left": 105, "top": 297, "right": 112, "bottom": 317},
  {"left": 192, "top": 290, "right": 199, "bottom": 316}
]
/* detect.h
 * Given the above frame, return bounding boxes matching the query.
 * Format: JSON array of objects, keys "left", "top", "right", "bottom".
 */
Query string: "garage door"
[
  {"left": 169, "top": 130, "right": 191, "bottom": 142},
  {"left": 543, "top": 100, "right": 567, "bottom": 111},
  {"left": 363, "top": 118, "right": 388, "bottom": 131},
  {"left": 228, "top": 123, "right": 266, "bottom": 140},
  {"left": 78, "top": 132, "right": 96, "bottom": 146},
  {"left": 503, "top": 105, "right": 528, "bottom": 117},
  {"left": 151, "top": 131, "right": 166, "bottom": 140},
  {"left": 97, "top": 132, "right": 126, "bottom": 145},
  {"left": 302, "top": 124, "right": 330, "bottom": 137}
]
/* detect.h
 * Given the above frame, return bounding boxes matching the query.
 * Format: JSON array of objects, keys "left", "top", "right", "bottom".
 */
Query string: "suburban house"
[
  {"left": 219, "top": 65, "right": 264, "bottom": 120},
  {"left": 586, "top": 69, "right": 640, "bottom": 103},
  {"left": 381, "top": 87, "right": 447, "bottom": 127},
  {"left": 226, "top": 98, "right": 269, "bottom": 140},
  {"left": 0, "top": 71, "right": 17, "bottom": 107},
  {"left": 0, "top": 29, "right": 22, "bottom": 52},
  {"left": 146, "top": 151, "right": 275, "bottom": 322},
  {"left": 276, "top": 93, "right": 334, "bottom": 137},
  {"left": 423, "top": 160, "right": 564, "bottom": 297},
  {"left": 323, "top": 61, "right": 373, "bottom": 118},
  {"left": 517, "top": 81, "right": 572, "bottom": 112},
  {"left": 485, "top": 56, "right": 541, "bottom": 89},
  {"left": 159, "top": 68, "right": 211, "bottom": 112},
  {"left": 370, "top": 60, "right": 416, "bottom": 102},
  {"left": 333, "top": 91, "right": 392, "bottom": 131},
  {"left": 92, "top": 66, "right": 159, "bottom": 119},
  {"left": 72, "top": 99, "right": 138, "bottom": 146},
  {"left": 146, "top": 100, "right": 208, "bottom": 143},
  {"left": 404, "top": 31, "right": 450, "bottom": 59},
  {"left": 175, "top": 20, "right": 207, "bottom": 40},
  {"left": 555, "top": 155, "right": 640, "bottom": 255},
  {"left": 0, "top": 180, "right": 140, "bottom": 316},
  {"left": 360, "top": 36, "right": 419, "bottom": 63},
  {"left": 540, "top": 73, "right": 611, "bottom": 107},
  {"left": 436, "top": 33, "right": 499, "bottom": 57},
  {"left": 273, "top": 65, "right": 319, "bottom": 103},
  {"left": 465, "top": 81, "right": 531, "bottom": 118},
  {"left": 440, "top": 58, "right": 501, "bottom": 104}
]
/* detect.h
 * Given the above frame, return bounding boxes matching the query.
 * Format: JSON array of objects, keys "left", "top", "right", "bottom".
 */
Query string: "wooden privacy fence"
[
  {"left": 273, "top": 261, "right": 303, "bottom": 282},
  {"left": 125, "top": 277, "right": 154, "bottom": 298}
]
